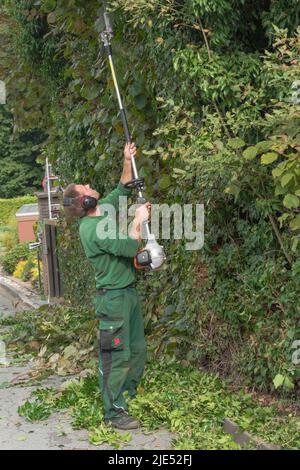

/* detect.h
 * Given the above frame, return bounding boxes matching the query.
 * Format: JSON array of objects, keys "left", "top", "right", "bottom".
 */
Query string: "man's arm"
[
  {"left": 95, "top": 233, "right": 140, "bottom": 259},
  {"left": 99, "top": 143, "right": 137, "bottom": 211},
  {"left": 94, "top": 203, "right": 151, "bottom": 258}
]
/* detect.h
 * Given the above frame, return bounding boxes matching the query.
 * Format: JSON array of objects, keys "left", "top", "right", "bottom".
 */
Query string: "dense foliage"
[
  {"left": 0, "top": 106, "right": 45, "bottom": 198},
  {"left": 0, "top": 194, "right": 36, "bottom": 257},
  {"left": 0, "top": 195, "right": 36, "bottom": 226},
  {"left": 1, "top": 242, "right": 30, "bottom": 274},
  {"left": 1, "top": 0, "right": 300, "bottom": 393}
]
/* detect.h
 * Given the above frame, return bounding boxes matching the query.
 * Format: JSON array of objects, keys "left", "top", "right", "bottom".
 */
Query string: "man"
[{"left": 63, "top": 143, "right": 150, "bottom": 430}]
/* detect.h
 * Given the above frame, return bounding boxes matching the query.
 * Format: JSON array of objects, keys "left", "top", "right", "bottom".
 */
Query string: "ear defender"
[
  {"left": 63, "top": 196, "right": 97, "bottom": 210},
  {"left": 79, "top": 195, "right": 98, "bottom": 210}
]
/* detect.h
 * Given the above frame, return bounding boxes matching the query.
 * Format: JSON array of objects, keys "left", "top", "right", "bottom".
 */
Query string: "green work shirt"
[{"left": 79, "top": 182, "right": 139, "bottom": 289}]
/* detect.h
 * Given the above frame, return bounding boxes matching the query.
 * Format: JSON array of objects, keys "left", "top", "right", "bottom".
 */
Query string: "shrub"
[
  {"left": 23, "top": 256, "right": 41, "bottom": 285},
  {"left": 29, "top": 262, "right": 41, "bottom": 287},
  {"left": 2, "top": 243, "right": 30, "bottom": 275},
  {"left": 0, "top": 228, "right": 18, "bottom": 251},
  {"left": 12, "top": 254, "right": 41, "bottom": 286},
  {"left": 13, "top": 260, "right": 28, "bottom": 279},
  {"left": 0, "top": 196, "right": 36, "bottom": 226},
  {"left": 0, "top": 213, "right": 19, "bottom": 251}
]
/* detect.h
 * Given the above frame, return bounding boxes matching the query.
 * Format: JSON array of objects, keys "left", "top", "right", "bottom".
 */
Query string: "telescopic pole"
[
  {"left": 100, "top": 12, "right": 150, "bottom": 238},
  {"left": 99, "top": 10, "right": 166, "bottom": 270}
]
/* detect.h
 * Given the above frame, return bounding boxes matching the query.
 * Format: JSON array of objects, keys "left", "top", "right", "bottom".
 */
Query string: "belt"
[{"left": 96, "top": 283, "right": 136, "bottom": 296}]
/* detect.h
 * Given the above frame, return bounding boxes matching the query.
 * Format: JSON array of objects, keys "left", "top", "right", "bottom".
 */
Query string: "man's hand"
[
  {"left": 135, "top": 202, "right": 151, "bottom": 223},
  {"left": 129, "top": 202, "right": 151, "bottom": 241},
  {"left": 124, "top": 142, "right": 137, "bottom": 161},
  {"left": 121, "top": 142, "right": 137, "bottom": 185}
]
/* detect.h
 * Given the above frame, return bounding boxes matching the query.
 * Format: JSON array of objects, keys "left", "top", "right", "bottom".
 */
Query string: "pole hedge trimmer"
[{"left": 99, "top": 10, "right": 166, "bottom": 271}]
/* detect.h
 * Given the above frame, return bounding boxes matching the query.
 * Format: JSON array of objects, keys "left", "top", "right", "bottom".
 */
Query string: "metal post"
[{"left": 46, "top": 158, "right": 52, "bottom": 220}]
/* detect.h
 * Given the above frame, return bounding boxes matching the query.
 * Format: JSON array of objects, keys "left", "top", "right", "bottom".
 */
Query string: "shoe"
[{"left": 105, "top": 413, "right": 140, "bottom": 430}]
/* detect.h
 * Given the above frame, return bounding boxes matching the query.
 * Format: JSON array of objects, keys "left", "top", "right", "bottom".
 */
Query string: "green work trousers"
[{"left": 95, "top": 286, "right": 147, "bottom": 420}]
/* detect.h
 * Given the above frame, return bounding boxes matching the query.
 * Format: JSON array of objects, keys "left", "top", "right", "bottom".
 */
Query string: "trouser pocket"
[
  {"left": 95, "top": 291, "right": 125, "bottom": 318},
  {"left": 99, "top": 319, "right": 124, "bottom": 351}
]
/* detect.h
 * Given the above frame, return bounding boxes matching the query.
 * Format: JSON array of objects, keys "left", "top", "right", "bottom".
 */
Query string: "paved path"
[
  {"left": 0, "top": 365, "right": 173, "bottom": 450},
  {"left": 0, "top": 270, "right": 47, "bottom": 311},
  {"left": 0, "top": 284, "right": 25, "bottom": 318},
  {"left": 0, "top": 281, "right": 175, "bottom": 450}
]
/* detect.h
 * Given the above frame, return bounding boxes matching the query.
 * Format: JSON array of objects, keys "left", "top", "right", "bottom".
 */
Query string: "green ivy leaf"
[
  {"left": 224, "top": 184, "right": 240, "bottom": 196},
  {"left": 275, "top": 184, "right": 286, "bottom": 196},
  {"left": 290, "top": 214, "right": 300, "bottom": 231},
  {"left": 283, "top": 194, "right": 299, "bottom": 209},
  {"left": 272, "top": 164, "right": 286, "bottom": 178},
  {"left": 243, "top": 146, "right": 257, "bottom": 160},
  {"left": 278, "top": 213, "right": 290, "bottom": 227},
  {"left": 261, "top": 152, "right": 278, "bottom": 165},
  {"left": 281, "top": 173, "right": 294, "bottom": 187},
  {"left": 158, "top": 175, "right": 172, "bottom": 189},
  {"left": 129, "top": 83, "right": 143, "bottom": 97},
  {"left": 255, "top": 140, "right": 273, "bottom": 153},
  {"left": 273, "top": 374, "right": 284, "bottom": 389},
  {"left": 41, "top": 0, "right": 57, "bottom": 13},
  {"left": 135, "top": 94, "right": 147, "bottom": 110},
  {"left": 283, "top": 377, "right": 294, "bottom": 390},
  {"left": 80, "top": 85, "right": 100, "bottom": 101},
  {"left": 227, "top": 138, "right": 245, "bottom": 149}
]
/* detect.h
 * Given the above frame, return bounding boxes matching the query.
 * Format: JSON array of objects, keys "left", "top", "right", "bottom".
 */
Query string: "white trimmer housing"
[{"left": 145, "top": 234, "right": 166, "bottom": 270}]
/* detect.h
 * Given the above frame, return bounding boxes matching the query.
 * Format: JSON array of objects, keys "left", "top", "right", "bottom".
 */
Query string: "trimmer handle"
[{"left": 124, "top": 177, "right": 145, "bottom": 191}]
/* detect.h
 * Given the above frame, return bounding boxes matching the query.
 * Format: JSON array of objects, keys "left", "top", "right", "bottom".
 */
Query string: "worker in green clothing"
[{"left": 63, "top": 142, "right": 150, "bottom": 430}]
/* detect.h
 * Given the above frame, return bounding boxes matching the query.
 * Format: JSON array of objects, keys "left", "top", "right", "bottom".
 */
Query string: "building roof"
[{"left": 16, "top": 204, "right": 39, "bottom": 217}]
